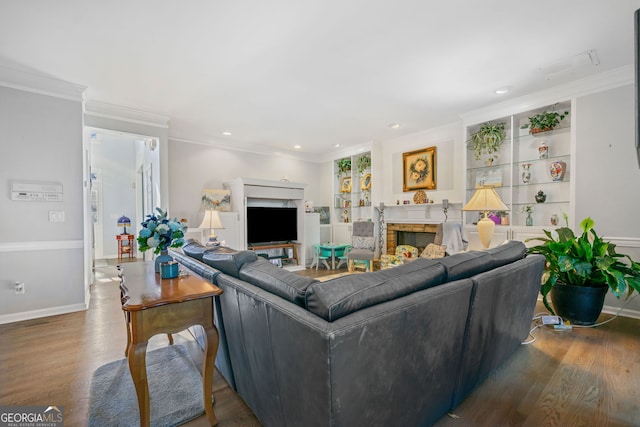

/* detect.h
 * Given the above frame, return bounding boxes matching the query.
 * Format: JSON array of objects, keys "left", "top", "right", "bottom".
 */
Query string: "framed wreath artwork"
[{"left": 403, "top": 146, "right": 436, "bottom": 191}]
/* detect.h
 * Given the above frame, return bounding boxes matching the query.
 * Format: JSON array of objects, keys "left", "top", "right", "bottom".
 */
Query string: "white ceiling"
[{"left": 1, "top": 0, "right": 639, "bottom": 161}]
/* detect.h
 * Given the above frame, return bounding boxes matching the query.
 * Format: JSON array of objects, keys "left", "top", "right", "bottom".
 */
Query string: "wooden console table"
[
  {"left": 249, "top": 242, "right": 299, "bottom": 265},
  {"left": 118, "top": 261, "right": 222, "bottom": 427},
  {"left": 117, "top": 234, "right": 135, "bottom": 260}
]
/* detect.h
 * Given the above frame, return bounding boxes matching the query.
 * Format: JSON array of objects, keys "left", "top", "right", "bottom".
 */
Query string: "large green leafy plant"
[
  {"left": 521, "top": 110, "right": 569, "bottom": 134},
  {"left": 469, "top": 121, "right": 506, "bottom": 161},
  {"left": 527, "top": 216, "right": 640, "bottom": 313}
]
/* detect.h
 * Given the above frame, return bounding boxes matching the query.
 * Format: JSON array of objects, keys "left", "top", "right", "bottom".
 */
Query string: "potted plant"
[
  {"left": 336, "top": 158, "right": 351, "bottom": 178},
  {"left": 521, "top": 109, "right": 569, "bottom": 134},
  {"left": 355, "top": 154, "right": 371, "bottom": 176},
  {"left": 469, "top": 121, "right": 506, "bottom": 162},
  {"left": 526, "top": 216, "right": 640, "bottom": 325}
]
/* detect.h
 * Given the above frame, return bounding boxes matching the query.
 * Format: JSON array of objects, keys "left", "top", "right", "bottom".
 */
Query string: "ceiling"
[{"left": 1, "top": 0, "right": 639, "bottom": 161}]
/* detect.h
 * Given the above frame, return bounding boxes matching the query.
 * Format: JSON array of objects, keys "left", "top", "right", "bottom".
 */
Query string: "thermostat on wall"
[{"left": 10, "top": 181, "right": 63, "bottom": 202}]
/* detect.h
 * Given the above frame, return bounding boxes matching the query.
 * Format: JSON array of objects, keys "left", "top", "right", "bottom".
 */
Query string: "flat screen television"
[{"left": 246, "top": 206, "right": 298, "bottom": 244}]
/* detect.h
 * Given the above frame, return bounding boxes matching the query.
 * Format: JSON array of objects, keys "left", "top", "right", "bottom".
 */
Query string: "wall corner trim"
[{"left": 84, "top": 99, "right": 170, "bottom": 128}]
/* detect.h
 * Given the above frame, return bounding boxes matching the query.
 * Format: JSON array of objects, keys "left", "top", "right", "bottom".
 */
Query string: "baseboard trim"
[
  {"left": 0, "top": 302, "right": 88, "bottom": 325},
  {"left": 601, "top": 304, "right": 640, "bottom": 320}
]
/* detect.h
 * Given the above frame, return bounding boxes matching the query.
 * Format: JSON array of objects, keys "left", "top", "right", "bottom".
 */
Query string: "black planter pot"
[{"left": 550, "top": 283, "right": 608, "bottom": 326}]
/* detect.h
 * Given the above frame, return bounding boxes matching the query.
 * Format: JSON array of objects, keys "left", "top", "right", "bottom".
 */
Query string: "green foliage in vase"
[
  {"left": 521, "top": 109, "right": 569, "bottom": 134},
  {"left": 469, "top": 121, "right": 506, "bottom": 161},
  {"left": 336, "top": 158, "right": 351, "bottom": 178},
  {"left": 526, "top": 215, "right": 640, "bottom": 314},
  {"left": 355, "top": 154, "right": 371, "bottom": 176}
]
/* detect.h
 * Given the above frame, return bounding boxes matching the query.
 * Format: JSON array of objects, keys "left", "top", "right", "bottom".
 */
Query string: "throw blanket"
[{"left": 437, "top": 222, "right": 467, "bottom": 255}]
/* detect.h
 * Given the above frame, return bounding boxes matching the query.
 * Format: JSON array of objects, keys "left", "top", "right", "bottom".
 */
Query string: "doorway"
[{"left": 86, "top": 128, "right": 160, "bottom": 264}]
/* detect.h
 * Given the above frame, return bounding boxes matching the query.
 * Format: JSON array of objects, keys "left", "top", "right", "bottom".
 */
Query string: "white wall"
[
  {"left": 0, "top": 85, "right": 85, "bottom": 323},
  {"left": 373, "top": 121, "right": 464, "bottom": 221},
  {"left": 167, "top": 140, "right": 330, "bottom": 227},
  {"left": 574, "top": 84, "right": 640, "bottom": 315}
]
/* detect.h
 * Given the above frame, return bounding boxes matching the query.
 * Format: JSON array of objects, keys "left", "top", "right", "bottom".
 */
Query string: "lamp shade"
[
  {"left": 198, "top": 210, "right": 224, "bottom": 230},
  {"left": 117, "top": 215, "right": 131, "bottom": 234},
  {"left": 462, "top": 187, "right": 509, "bottom": 249},
  {"left": 462, "top": 187, "right": 509, "bottom": 212}
]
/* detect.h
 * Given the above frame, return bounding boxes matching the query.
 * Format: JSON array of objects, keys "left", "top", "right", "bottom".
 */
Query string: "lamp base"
[
  {"left": 477, "top": 216, "right": 496, "bottom": 249},
  {"left": 204, "top": 236, "right": 221, "bottom": 247}
]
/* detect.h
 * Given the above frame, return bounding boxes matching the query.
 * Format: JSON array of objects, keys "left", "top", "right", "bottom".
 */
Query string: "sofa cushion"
[
  {"left": 202, "top": 247, "right": 258, "bottom": 278},
  {"left": 182, "top": 239, "right": 211, "bottom": 261},
  {"left": 352, "top": 236, "right": 375, "bottom": 250},
  {"left": 306, "top": 258, "right": 446, "bottom": 321},
  {"left": 437, "top": 251, "right": 494, "bottom": 282},
  {"left": 485, "top": 240, "right": 527, "bottom": 268},
  {"left": 239, "top": 258, "right": 318, "bottom": 307}
]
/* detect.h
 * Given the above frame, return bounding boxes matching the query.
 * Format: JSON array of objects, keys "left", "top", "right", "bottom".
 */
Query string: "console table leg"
[
  {"left": 128, "top": 340, "right": 150, "bottom": 427},
  {"left": 202, "top": 322, "right": 220, "bottom": 426}
]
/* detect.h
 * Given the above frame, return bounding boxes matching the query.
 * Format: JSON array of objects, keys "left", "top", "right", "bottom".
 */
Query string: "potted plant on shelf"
[
  {"left": 526, "top": 215, "right": 640, "bottom": 325},
  {"left": 355, "top": 153, "right": 371, "bottom": 176},
  {"left": 521, "top": 109, "right": 569, "bottom": 134},
  {"left": 469, "top": 121, "right": 506, "bottom": 163},
  {"left": 336, "top": 158, "right": 351, "bottom": 178}
]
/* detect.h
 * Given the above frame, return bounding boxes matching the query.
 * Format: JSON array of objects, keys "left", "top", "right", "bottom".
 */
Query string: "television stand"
[{"left": 249, "top": 242, "right": 299, "bottom": 266}]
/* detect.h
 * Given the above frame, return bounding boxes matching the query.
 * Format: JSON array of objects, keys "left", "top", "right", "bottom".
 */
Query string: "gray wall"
[
  {"left": 0, "top": 86, "right": 85, "bottom": 321},
  {"left": 575, "top": 84, "right": 640, "bottom": 314},
  {"left": 167, "top": 140, "right": 329, "bottom": 227}
]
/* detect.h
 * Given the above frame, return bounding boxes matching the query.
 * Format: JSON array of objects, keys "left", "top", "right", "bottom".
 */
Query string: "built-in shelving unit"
[
  {"left": 332, "top": 151, "right": 373, "bottom": 243},
  {"left": 464, "top": 100, "right": 574, "bottom": 248}
]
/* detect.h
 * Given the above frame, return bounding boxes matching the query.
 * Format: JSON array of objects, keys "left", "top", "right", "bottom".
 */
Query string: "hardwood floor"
[{"left": 1, "top": 260, "right": 639, "bottom": 426}]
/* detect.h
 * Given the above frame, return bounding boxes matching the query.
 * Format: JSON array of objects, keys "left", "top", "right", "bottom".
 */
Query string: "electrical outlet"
[{"left": 15, "top": 282, "right": 25, "bottom": 295}]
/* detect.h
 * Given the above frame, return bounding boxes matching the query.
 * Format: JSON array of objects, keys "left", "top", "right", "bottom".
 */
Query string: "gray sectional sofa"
[{"left": 171, "top": 240, "right": 544, "bottom": 427}]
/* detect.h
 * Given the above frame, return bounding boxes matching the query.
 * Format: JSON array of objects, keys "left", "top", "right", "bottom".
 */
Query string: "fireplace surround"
[{"left": 386, "top": 223, "right": 439, "bottom": 255}]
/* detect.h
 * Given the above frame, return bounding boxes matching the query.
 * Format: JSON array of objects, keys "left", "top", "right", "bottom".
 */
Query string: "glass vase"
[
  {"left": 526, "top": 213, "right": 533, "bottom": 226},
  {"left": 155, "top": 249, "right": 173, "bottom": 273},
  {"left": 522, "top": 163, "right": 531, "bottom": 184}
]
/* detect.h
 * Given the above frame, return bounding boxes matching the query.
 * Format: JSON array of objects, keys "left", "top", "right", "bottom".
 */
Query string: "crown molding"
[
  {"left": 460, "top": 65, "right": 634, "bottom": 126},
  {"left": 0, "top": 64, "right": 86, "bottom": 102},
  {"left": 84, "top": 99, "right": 170, "bottom": 129}
]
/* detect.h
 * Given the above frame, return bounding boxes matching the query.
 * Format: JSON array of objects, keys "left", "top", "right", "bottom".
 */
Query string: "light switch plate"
[{"left": 49, "top": 211, "right": 65, "bottom": 222}]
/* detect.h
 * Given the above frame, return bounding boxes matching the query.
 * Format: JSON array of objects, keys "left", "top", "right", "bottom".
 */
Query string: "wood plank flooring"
[{"left": 1, "top": 260, "right": 639, "bottom": 426}]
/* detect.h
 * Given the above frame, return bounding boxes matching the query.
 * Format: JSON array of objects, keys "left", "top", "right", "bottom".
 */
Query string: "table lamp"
[
  {"left": 462, "top": 187, "right": 509, "bottom": 248},
  {"left": 117, "top": 215, "right": 131, "bottom": 235},
  {"left": 198, "top": 209, "right": 224, "bottom": 246}
]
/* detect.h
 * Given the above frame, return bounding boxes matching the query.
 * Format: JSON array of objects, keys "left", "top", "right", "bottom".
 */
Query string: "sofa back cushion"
[
  {"left": 202, "top": 247, "right": 258, "bottom": 278},
  {"left": 437, "top": 251, "right": 494, "bottom": 281},
  {"left": 305, "top": 258, "right": 446, "bottom": 321},
  {"left": 182, "top": 239, "right": 210, "bottom": 261},
  {"left": 239, "top": 258, "right": 318, "bottom": 307},
  {"left": 485, "top": 240, "right": 527, "bottom": 268}
]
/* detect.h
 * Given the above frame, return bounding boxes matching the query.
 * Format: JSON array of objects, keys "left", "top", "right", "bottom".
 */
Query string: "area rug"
[
  {"left": 317, "top": 271, "right": 363, "bottom": 281},
  {"left": 88, "top": 344, "right": 204, "bottom": 427}
]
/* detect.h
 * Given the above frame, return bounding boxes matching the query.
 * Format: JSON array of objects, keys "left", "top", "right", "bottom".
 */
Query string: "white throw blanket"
[{"left": 440, "top": 222, "right": 468, "bottom": 255}]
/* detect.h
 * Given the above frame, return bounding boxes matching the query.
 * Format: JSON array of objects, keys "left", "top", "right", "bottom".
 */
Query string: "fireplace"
[{"left": 386, "top": 223, "right": 439, "bottom": 255}]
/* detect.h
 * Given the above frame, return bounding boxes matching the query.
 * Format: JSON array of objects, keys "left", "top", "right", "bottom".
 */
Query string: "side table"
[
  {"left": 118, "top": 261, "right": 222, "bottom": 426},
  {"left": 117, "top": 234, "right": 135, "bottom": 260}
]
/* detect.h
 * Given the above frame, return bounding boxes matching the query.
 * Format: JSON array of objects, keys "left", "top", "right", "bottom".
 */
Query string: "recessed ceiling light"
[
  {"left": 293, "top": 145, "right": 302, "bottom": 149},
  {"left": 222, "top": 131, "right": 232, "bottom": 136},
  {"left": 334, "top": 144, "right": 340, "bottom": 148},
  {"left": 494, "top": 86, "right": 511, "bottom": 95},
  {"left": 388, "top": 123, "right": 401, "bottom": 129}
]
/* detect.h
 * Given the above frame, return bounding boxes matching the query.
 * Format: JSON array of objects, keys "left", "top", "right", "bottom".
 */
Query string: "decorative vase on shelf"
[
  {"left": 526, "top": 213, "right": 533, "bottom": 226},
  {"left": 549, "top": 160, "right": 566, "bottom": 181},
  {"left": 535, "top": 190, "right": 546, "bottom": 203},
  {"left": 538, "top": 140, "right": 549, "bottom": 159},
  {"left": 550, "top": 214, "right": 559, "bottom": 226},
  {"left": 155, "top": 249, "right": 173, "bottom": 273},
  {"left": 522, "top": 163, "right": 531, "bottom": 184}
]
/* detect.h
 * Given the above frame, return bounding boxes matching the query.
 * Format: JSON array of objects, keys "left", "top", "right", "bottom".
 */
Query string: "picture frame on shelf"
[
  {"left": 403, "top": 146, "right": 436, "bottom": 191},
  {"left": 361, "top": 173, "right": 372, "bottom": 191},
  {"left": 201, "top": 189, "right": 231, "bottom": 211},
  {"left": 340, "top": 176, "right": 352, "bottom": 193},
  {"left": 475, "top": 169, "right": 503, "bottom": 188}
]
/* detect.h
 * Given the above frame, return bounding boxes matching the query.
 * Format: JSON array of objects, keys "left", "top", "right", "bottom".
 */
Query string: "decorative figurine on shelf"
[
  {"left": 535, "top": 190, "right": 547, "bottom": 203},
  {"left": 550, "top": 213, "right": 559, "bottom": 226},
  {"left": 341, "top": 209, "right": 350, "bottom": 223},
  {"left": 522, "top": 163, "right": 531, "bottom": 184},
  {"left": 538, "top": 140, "right": 549, "bottom": 159}
]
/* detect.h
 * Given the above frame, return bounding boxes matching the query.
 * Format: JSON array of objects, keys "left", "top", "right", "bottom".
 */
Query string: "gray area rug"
[{"left": 88, "top": 344, "right": 204, "bottom": 427}]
